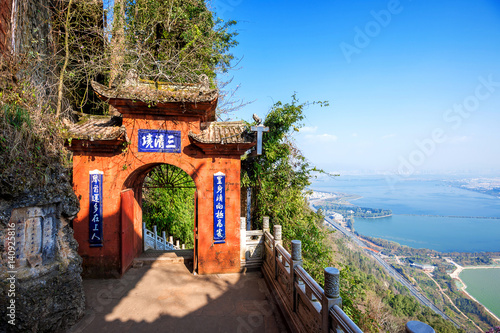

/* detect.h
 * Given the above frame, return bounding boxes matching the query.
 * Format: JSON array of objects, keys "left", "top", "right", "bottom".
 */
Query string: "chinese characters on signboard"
[
  {"left": 213, "top": 172, "right": 226, "bottom": 244},
  {"left": 89, "top": 170, "right": 103, "bottom": 247},
  {"left": 138, "top": 129, "right": 181, "bottom": 153}
]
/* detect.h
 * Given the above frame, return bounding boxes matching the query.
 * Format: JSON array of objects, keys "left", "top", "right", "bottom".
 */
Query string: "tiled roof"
[
  {"left": 91, "top": 80, "right": 218, "bottom": 104},
  {"left": 66, "top": 116, "right": 127, "bottom": 141},
  {"left": 188, "top": 121, "right": 255, "bottom": 144}
]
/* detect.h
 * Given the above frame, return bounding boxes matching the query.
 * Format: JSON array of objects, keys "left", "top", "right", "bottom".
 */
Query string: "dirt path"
[{"left": 423, "top": 271, "right": 482, "bottom": 332}]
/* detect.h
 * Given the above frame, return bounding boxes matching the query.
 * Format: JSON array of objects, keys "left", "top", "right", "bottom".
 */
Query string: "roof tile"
[{"left": 189, "top": 121, "right": 255, "bottom": 144}]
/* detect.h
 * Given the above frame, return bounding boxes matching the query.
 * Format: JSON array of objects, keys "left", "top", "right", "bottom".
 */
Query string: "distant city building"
[
  {"left": 411, "top": 263, "right": 435, "bottom": 272},
  {"left": 307, "top": 191, "right": 337, "bottom": 201},
  {"left": 329, "top": 212, "right": 344, "bottom": 222}
]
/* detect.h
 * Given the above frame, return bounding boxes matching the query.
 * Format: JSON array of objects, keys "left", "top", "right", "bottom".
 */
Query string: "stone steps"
[{"left": 133, "top": 249, "right": 194, "bottom": 267}]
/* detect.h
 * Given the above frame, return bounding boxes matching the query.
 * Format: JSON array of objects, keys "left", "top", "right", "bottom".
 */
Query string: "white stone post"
[
  {"left": 322, "top": 267, "right": 342, "bottom": 333},
  {"left": 263, "top": 216, "right": 270, "bottom": 232},
  {"left": 405, "top": 321, "right": 435, "bottom": 333},
  {"left": 176, "top": 240, "right": 180, "bottom": 248},
  {"left": 169, "top": 236, "right": 173, "bottom": 244},
  {"left": 240, "top": 217, "right": 247, "bottom": 262},
  {"left": 274, "top": 225, "right": 282, "bottom": 280},
  {"left": 142, "top": 223, "right": 146, "bottom": 251},
  {"left": 291, "top": 240, "right": 303, "bottom": 311},
  {"left": 153, "top": 225, "right": 158, "bottom": 250}
]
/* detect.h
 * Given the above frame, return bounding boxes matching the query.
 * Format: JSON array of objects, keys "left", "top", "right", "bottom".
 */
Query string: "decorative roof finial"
[{"left": 252, "top": 113, "right": 262, "bottom": 125}]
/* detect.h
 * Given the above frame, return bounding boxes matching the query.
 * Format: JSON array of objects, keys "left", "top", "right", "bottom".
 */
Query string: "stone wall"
[{"left": 0, "top": 168, "right": 85, "bottom": 332}]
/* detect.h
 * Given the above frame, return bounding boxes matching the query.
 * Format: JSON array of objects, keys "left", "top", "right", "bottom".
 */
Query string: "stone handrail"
[
  {"left": 143, "top": 223, "right": 183, "bottom": 251},
  {"left": 330, "top": 305, "right": 363, "bottom": 333},
  {"left": 241, "top": 217, "right": 361, "bottom": 333},
  {"left": 241, "top": 217, "right": 435, "bottom": 333}
]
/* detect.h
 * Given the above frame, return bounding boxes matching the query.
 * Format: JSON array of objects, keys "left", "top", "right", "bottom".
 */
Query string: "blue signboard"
[
  {"left": 138, "top": 129, "right": 181, "bottom": 153},
  {"left": 89, "top": 170, "right": 103, "bottom": 247},
  {"left": 213, "top": 172, "right": 226, "bottom": 244}
]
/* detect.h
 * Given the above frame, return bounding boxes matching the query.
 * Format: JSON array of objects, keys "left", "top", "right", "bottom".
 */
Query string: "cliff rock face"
[{"left": 0, "top": 168, "right": 85, "bottom": 332}]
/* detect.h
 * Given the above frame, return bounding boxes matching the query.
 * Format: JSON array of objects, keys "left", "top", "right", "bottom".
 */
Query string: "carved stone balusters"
[{"left": 323, "top": 267, "right": 342, "bottom": 332}]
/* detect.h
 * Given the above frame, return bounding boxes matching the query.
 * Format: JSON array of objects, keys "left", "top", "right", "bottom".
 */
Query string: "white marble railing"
[
  {"left": 143, "top": 223, "right": 182, "bottom": 251},
  {"left": 240, "top": 217, "right": 265, "bottom": 269}
]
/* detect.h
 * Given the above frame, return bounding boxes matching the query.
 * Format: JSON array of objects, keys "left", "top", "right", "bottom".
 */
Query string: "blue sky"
[{"left": 212, "top": 0, "right": 500, "bottom": 175}]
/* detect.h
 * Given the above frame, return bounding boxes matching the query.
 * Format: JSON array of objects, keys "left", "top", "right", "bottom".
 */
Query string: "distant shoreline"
[
  {"left": 399, "top": 213, "right": 500, "bottom": 220},
  {"left": 447, "top": 259, "right": 500, "bottom": 322},
  {"left": 310, "top": 189, "right": 500, "bottom": 220},
  {"left": 362, "top": 214, "right": 392, "bottom": 219}
]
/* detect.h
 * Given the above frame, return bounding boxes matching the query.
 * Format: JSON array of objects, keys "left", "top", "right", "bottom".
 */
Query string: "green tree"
[
  {"left": 141, "top": 164, "right": 196, "bottom": 247},
  {"left": 241, "top": 95, "right": 372, "bottom": 325},
  {"left": 242, "top": 95, "right": 330, "bottom": 278},
  {"left": 142, "top": 186, "right": 195, "bottom": 248},
  {"left": 121, "top": 0, "right": 238, "bottom": 84}
]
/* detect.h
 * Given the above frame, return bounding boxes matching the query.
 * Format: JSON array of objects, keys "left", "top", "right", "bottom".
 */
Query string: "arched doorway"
[
  {"left": 141, "top": 164, "right": 197, "bottom": 261},
  {"left": 120, "top": 163, "right": 198, "bottom": 274}
]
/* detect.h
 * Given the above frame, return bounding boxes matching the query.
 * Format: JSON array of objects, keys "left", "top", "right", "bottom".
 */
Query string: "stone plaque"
[{"left": 8, "top": 205, "right": 58, "bottom": 268}]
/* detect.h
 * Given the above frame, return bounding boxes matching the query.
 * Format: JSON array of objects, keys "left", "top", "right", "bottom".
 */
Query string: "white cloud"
[
  {"left": 381, "top": 133, "right": 397, "bottom": 139},
  {"left": 352, "top": 132, "right": 358, "bottom": 137},
  {"left": 300, "top": 126, "right": 318, "bottom": 133},
  {"left": 448, "top": 135, "right": 470, "bottom": 144},
  {"left": 305, "top": 133, "right": 338, "bottom": 142}
]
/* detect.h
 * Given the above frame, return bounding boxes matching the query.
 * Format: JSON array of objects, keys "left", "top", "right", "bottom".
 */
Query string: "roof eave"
[
  {"left": 189, "top": 141, "right": 256, "bottom": 156},
  {"left": 65, "top": 139, "right": 126, "bottom": 154}
]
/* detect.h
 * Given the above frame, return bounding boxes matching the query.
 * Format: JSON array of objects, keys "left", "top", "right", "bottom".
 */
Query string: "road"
[{"left": 310, "top": 202, "right": 460, "bottom": 327}]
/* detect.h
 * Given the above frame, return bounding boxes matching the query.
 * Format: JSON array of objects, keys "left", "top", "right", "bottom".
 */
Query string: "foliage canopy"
[
  {"left": 122, "top": 0, "right": 238, "bottom": 84},
  {"left": 241, "top": 95, "right": 332, "bottom": 282}
]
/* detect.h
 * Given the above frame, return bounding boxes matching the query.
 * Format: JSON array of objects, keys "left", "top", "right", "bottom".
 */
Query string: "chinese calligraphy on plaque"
[
  {"left": 89, "top": 170, "right": 103, "bottom": 247},
  {"left": 213, "top": 172, "right": 226, "bottom": 244},
  {"left": 138, "top": 129, "right": 181, "bottom": 153}
]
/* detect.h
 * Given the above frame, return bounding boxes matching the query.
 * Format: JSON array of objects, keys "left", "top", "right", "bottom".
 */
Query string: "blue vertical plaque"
[
  {"left": 89, "top": 170, "right": 103, "bottom": 247},
  {"left": 213, "top": 172, "right": 226, "bottom": 244},
  {"left": 138, "top": 129, "right": 181, "bottom": 153}
]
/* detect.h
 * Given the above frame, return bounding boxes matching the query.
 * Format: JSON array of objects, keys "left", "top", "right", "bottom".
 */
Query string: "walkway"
[{"left": 68, "top": 260, "right": 289, "bottom": 333}]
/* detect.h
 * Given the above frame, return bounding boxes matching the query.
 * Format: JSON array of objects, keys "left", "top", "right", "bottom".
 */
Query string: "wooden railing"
[{"left": 240, "top": 217, "right": 436, "bottom": 333}]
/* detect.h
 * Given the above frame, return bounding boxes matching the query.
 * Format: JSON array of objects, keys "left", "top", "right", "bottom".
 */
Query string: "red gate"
[{"left": 120, "top": 189, "right": 136, "bottom": 275}]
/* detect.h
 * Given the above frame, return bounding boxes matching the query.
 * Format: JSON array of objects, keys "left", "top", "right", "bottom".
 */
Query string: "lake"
[
  {"left": 459, "top": 268, "right": 500, "bottom": 318},
  {"left": 311, "top": 175, "right": 500, "bottom": 252}
]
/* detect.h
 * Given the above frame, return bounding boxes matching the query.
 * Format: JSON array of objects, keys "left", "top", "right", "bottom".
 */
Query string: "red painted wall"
[{"left": 72, "top": 115, "right": 242, "bottom": 277}]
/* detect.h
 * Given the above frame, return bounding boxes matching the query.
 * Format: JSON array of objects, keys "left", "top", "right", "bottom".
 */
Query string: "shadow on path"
[{"left": 68, "top": 263, "right": 289, "bottom": 333}]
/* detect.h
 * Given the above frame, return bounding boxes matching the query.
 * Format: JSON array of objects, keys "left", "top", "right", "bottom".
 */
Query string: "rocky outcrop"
[{"left": 0, "top": 169, "right": 84, "bottom": 332}]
